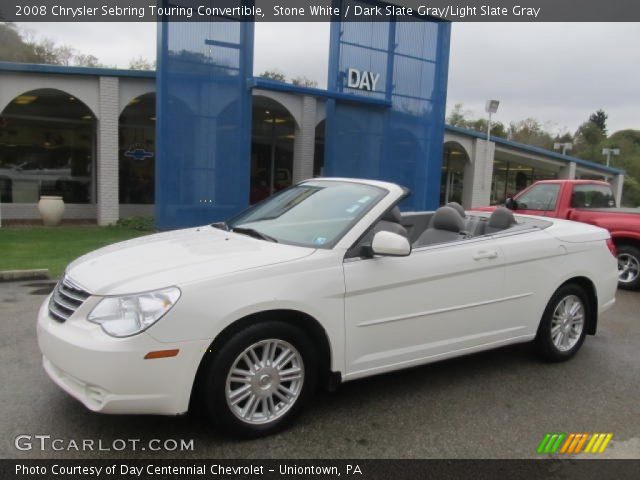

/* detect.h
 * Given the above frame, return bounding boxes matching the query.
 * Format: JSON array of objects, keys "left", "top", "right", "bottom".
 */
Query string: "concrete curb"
[{"left": 0, "top": 269, "right": 50, "bottom": 282}]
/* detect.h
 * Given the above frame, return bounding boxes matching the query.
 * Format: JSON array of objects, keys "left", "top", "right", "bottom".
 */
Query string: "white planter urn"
[{"left": 38, "top": 196, "right": 65, "bottom": 226}]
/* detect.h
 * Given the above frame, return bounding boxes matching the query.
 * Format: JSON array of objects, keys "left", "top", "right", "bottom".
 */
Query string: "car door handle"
[{"left": 473, "top": 250, "right": 498, "bottom": 260}]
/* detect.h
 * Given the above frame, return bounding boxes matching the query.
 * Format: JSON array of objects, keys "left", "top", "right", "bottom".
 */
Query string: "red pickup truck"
[{"left": 486, "top": 179, "right": 640, "bottom": 290}]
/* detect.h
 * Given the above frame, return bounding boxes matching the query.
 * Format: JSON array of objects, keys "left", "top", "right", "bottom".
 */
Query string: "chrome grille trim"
[{"left": 48, "top": 276, "right": 91, "bottom": 323}]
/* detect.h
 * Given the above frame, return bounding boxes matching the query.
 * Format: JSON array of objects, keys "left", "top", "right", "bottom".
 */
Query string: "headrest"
[
  {"left": 571, "top": 191, "right": 586, "bottom": 208},
  {"left": 488, "top": 207, "right": 517, "bottom": 229},
  {"left": 381, "top": 206, "right": 403, "bottom": 224},
  {"left": 445, "top": 201, "right": 466, "bottom": 218},
  {"left": 432, "top": 206, "right": 465, "bottom": 233}
]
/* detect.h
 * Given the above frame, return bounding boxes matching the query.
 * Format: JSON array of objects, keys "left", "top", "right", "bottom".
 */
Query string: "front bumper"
[{"left": 37, "top": 295, "right": 210, "bottom": 415}]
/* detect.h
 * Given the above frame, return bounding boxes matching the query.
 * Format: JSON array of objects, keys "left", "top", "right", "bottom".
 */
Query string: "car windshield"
[{"left": 225, "top": 181, "right": 387, "bottom": 248}]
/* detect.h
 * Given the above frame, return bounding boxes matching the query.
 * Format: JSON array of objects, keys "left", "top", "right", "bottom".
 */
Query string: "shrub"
[{"left": 115, "top": 216, "right": 155, "bottom": 232}]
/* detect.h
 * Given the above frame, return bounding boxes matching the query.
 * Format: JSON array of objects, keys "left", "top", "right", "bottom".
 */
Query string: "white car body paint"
[{"left": 37, "top": 178, "right": 618, "bottom": 415}]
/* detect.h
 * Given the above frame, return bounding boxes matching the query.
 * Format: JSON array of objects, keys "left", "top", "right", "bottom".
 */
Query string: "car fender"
[{"left": 145, "top": 250, "right": 346, "bottom": 373}]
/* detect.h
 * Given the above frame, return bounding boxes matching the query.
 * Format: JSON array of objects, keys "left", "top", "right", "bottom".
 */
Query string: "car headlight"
[{"left": 87, "top": 287, "right": 181, "bottom": 338}]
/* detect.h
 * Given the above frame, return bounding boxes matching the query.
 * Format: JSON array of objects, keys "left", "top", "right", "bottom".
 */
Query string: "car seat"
[
  {"left": 445, "top": 201, "right": 466, "bottom": 218},
  {"left": 373, "top": 206, "right": 409, "bottom": 238},
  {"left": 484, "top": 207, "right": 517, "bottom": 234},
  {"left": 414, "top": 206, "right": 465, "bottom": 247}
]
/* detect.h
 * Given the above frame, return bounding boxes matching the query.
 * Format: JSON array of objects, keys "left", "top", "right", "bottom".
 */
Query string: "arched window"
[
  {"left": 314, "top": 119, "right": 325, "bottom": 177},
  {"left": 119, "top": 93, "right": 156, "bottom": 204},
  {"left": 0, "top": 89, "right": 95, "bottom": 204},
  {"left": 441, "top": 141, "right": 470, "bottom": 205},
  {"left": 251, "top": 96, "right": 296, "bottom": 204}
]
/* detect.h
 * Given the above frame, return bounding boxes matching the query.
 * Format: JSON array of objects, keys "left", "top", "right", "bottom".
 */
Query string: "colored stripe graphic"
[
  {"left": 560, "top": 434, "right": 576, "bottom": 453},
  {"left": 537, "top": 433, "right": 552, "bottom": 454},
  {"left": 573, "top": 433, "right": 589, "bottom": 453},
  {"left": 584, "top": 433, "right": 613, "bottom": 453},
  {"left": 540, "top": 433, "right": 613, "bottom": 454},
  {"left": 537, "top": 433, "right": 566, "bottom": 453},
  {"left": 598, "top": 434, "right": 613, "bottom": 453}
]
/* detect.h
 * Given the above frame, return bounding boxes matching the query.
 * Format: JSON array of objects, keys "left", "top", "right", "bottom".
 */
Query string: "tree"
[
  {"left": 0, "top": 23, "right": 42, "bottom": 63},
  {"left": 259, "top": 70, "right": 286, "bottom": 82},
  {"left": 467, "top": 118, "right": 507, "bottom": 139},
  {"left": 0, "top": 23, "right": 104, "bottom": 67},
  {"left": 574, "top": 121, "right": 606, "bottom": 151},
  {"left": 445, "top": 103, "right": 507, "bottom": 138},
  {"left": 589, "top": 109, "right": 608, "bottom": 135},
  {"left": 605, "top": 129, "right": 640, "bottom": 206},
  {"left": 74, "top": 53, "right": 103, "bottom": 68},
  {"left": 291, "top": 76, "right": 318, "bottom": 88},
  {"left": 554, "top": 131, "right": 574, "bottom": 144},
  {"left": 507, "top": 118, "right": 554, "bottom": 149},
  {"left": 446, "top": 103, "right": 469, "bottom": 127},
  {"left": 54, "top": 45, "right": 75, "bottom": 66},
  {"left": 129, "top": 56, "right": 155, "bottom": 70}
]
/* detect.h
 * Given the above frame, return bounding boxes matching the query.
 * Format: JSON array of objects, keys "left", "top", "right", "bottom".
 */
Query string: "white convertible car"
[{"left": 37, "top": 178, "right": 618, "bottom": 437}]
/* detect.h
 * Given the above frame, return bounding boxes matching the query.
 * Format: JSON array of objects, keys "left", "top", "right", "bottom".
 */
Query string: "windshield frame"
[{"left": 223, "top": 180, "right": 390, "bottom": 249}]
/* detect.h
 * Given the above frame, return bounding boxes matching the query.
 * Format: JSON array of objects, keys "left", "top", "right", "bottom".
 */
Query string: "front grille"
[{"left": 49, "top": 276, "right": 91, "bottom": 323}]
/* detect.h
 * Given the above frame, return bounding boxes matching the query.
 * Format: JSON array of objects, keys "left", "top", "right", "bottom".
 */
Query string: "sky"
[{"left": 16, "top": 21, "right": 640, "bottom": 134}]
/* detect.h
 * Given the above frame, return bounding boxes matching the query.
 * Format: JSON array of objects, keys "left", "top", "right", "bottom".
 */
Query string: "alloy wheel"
[
  {"left": 225, "top": 339, "right": 304, "bottom": 425},
  {"left": 550, "top": 294, "right": 585, "bottom": 352},
  {"left": 618, "top": 253, "right": 640, "bottom": 285}
]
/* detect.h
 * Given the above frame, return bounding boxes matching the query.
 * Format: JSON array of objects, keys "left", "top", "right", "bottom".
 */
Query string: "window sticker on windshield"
[
  {"left": 314, "top": 237, "right": 327, "bottom": 245},
  {"left": 346, "top": 204, "right": 361, "bottom": 213},
  {"left": 357, "top": 195, "right": 372, "bottom": 204}
]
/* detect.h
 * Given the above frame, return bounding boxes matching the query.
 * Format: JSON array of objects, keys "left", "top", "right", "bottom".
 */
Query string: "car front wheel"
[
  {"left": 617, "top": 245, "right": 640, "bottom": 290},
  {"left": 199, "top": 321, "right": 317, "bottom": 438},
  {"left": 535, "top": 284, "right": 590, "bottom": 362}
]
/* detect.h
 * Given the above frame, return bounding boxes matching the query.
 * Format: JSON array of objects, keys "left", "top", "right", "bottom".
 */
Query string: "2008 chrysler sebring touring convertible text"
[{"left": 37, "top": 178, "right": 618, "bottom": 437}]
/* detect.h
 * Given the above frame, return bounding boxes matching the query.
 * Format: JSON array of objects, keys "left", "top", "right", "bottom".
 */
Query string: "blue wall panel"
[
  {"left": 325, "top": 1, "right": 451, "bottom": 211},
  {"left": 156, "top": 12, "right": 254, "bottom": 229}
]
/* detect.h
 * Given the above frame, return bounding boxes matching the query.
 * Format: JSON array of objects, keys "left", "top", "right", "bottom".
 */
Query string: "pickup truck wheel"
[
  {"left": 535, "top": 284, "right": 589, "bottom": 362},
  {"left": 200, "top": 321, "right": 317, "bottom": 438},
  {"left": 617, "top": 245, "right": 640, "bottom": 290}
]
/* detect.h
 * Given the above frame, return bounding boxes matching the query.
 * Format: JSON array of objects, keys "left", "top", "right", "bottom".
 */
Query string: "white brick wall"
[
  {"left": 461, "top": 138, "right": 494, "bottom": 208},
  {"left": 97, "top": 77, "right": 120, "bottom": 225},
  {"left": 292, "top": 95, "right": 318, "bottom": 183},
  {"left": 0, "top": 203, "right": 96, "bottom": 220},
  {"left": 0, "top": 203, "right": 151, "bottom": 222}
]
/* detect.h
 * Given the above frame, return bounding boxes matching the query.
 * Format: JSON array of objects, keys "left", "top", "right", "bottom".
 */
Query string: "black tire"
[
  {"left": 617, "top": 245, "right": 640, "bottom": 290},
  {"left": 535, "top": 283, "right": 591, "bottom": 362},
  {"left": 198, "top": 321, "right": 317, "bottom": 438}
]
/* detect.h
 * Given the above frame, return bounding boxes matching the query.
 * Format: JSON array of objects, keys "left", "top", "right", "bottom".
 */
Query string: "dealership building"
[{"left": 0, "top": 33, "right": 625, "bottom": 225}]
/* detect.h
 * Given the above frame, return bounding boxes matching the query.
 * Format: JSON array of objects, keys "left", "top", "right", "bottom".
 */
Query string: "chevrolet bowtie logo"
[{"left": 537, "top": 432, "right": 613, "bottom": 454}]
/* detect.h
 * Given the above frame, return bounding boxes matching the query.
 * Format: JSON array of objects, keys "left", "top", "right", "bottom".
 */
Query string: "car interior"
[
  {"left": 357, "top": 203, "right": 525, "bottom": 254},
  {"left": 571, "top": 190, "right": 614, "bottom": 208}
]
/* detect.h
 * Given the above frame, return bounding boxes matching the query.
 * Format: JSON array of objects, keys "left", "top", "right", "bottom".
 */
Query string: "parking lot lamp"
[
  {"left": 554, "top": 142, "right": 573, "bottom": 155},
  {"left": 483, "top": 100, "right": 500, "bottom": 189},
  {"left": 602, "top": 147, "right": 620, "bottom": 167}
]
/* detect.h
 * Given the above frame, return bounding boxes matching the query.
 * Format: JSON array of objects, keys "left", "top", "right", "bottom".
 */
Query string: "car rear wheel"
[
  {"left": 198, "top": 321, "right": 317, "bottom": 438},
  {"left": 617, "top": 245, "right": 640, "bottom": 290},
  {"left": 535, "top": 284, "right": 590, "bottom": 362}
]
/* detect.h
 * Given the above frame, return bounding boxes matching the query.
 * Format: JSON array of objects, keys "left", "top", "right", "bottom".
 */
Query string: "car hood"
[{"left": 65, "top": 227, "right": 315, "bottom": 295}]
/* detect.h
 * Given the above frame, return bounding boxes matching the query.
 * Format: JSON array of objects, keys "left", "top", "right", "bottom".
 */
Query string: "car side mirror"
[
  {"left": 371, "top": 231, "right": 411, "bottom": 257},
  {"left": 505, "top": 198, "right": 518, "bottom": 210}
]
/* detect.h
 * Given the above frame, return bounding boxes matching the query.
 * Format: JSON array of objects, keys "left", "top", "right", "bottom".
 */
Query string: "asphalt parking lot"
[{"left": 1, "top": 280, "right": 638, "bottom": 459}]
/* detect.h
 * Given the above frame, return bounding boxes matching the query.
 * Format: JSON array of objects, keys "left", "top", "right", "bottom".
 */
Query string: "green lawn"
[{"left": 0, "top": 227, "right": 149, "bottom": 278}]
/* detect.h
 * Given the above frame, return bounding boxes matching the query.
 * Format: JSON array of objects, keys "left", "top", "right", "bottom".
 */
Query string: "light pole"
[
  {"left": 554, "top": 142, "right": 573, "bottom": 155},
  {"left": 483, "top": 100, "right": 500, "bottom": 189},
  {"left": 602, "top": 147, "right": 620, "bottom": 167}
]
